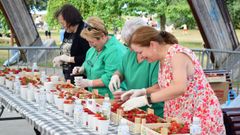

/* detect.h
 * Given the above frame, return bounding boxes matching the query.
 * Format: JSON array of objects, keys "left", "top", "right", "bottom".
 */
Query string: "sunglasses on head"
[{"left": 84, "top": 23, "right": 100, "bottom": 31}]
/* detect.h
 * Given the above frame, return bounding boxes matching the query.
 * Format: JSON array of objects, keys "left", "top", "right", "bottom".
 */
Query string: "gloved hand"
[
  {"left": 121, "top": 96, "right": 149, "bottom": 111},
  {"left": 120, "top": 88, "right": 146, "bottom": 101},
  {"left": 52, "top": 56, "right": 62, "bottom": 67},
  {"left": 58, "top": 54, "right": 73, "bottom": 63},
  {"left": 109, "top": 75, "right": 121, "bottom": 92},
  {"left": 72, "top": 66, "right": 85, "bottom": 75},
  {"left": 75, "top": 78, "right": 93, "bottom": 88},
  {"left": 113, "top": 90, "right": 125, "bottom": 102}
]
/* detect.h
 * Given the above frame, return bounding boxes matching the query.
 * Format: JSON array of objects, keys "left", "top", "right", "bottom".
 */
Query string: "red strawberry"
[
  {"left": 64, "top": 100, "right": 73, "bottom": 104},
  {"left": 98, "top": 117, "right": 107, "bottom": 120}
]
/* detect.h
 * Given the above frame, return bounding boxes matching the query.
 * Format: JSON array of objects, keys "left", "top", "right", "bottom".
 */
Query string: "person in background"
[
  {"left": 43, "top": 22, "right": 51, "bottom": 39},
  {"left": 52, "top": 4, "right": 90, "bottom": 84},
  {"left": 72, "top": 17, "right": 127, "bottom": 98},
  {"left": 121, "top": 26, "right": 226, "bottom": 134},
  {"left": 108, "top": 18, "right": 164, "bottom": 117},
  {"left": 182, "top": 24, "right": 188, "bottom": 34}
]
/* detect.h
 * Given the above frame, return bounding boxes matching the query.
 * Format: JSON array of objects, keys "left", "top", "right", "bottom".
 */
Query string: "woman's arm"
[
  {"left": 150, "top": 53, "right": 190, "bottom": 103},
  {"left": 113, "top": 70, "right": 124, "bottom": 81},
  {"left": 146, "top": 84, "right": 160, "bottom": 94},
  {"left": 92, "top": 79, "right": 105, "bottom": 87}
]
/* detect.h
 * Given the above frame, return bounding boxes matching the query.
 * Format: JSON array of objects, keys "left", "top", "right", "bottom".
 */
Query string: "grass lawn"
[{"left": 0, "top": 29, "right": 239, "bottom": 66}]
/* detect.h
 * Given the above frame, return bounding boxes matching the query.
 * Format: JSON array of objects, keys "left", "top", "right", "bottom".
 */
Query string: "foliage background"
[{"left": 0, "top": 0, "right": 239, "bottom": 34}]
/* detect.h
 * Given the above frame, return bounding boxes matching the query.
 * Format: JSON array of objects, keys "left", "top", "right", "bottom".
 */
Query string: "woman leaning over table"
[
  {"left": 72, "top": 17, "right": 127, "bottom": 99},
  {"left": 108, "top": 18, "right": 164, "bottom": 117},
  {"left": 121, "top": 26, "right": 226, "bottom": 134}
]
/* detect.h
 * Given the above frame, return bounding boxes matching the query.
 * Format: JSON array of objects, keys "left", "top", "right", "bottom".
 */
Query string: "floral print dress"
[{"left": 158, "top": 44, "right": 226, "bottom": 135}]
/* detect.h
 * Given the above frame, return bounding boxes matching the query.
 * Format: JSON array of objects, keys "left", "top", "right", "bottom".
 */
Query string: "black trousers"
[{"left": 63, "top": 66, "right": 74, "bottom": 84}]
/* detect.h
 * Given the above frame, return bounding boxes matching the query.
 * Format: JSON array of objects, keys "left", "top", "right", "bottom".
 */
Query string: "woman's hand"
[
  {"left": 71, "top": 66, "right": 84, "bottom": 75},
  {"left": 58, "top": 54, "right": 74, "bottom": 63},
  {"left": 113, "top": 90, "right": 125, "bottom": 102},
  {"left": 52, "top": 56, "right": 62, "bottom": 67},
  {"left": 109, "top": 75, "right": 121, "bottom": 92},
  {"left": 121, "top": 96, "right": 149, "bottom": 111},
  {"left": 120, "top": 88, "right": 146, "bottom": 101},
  {"left": 75, "top": 79, "right": 93, "bottom": 88}
]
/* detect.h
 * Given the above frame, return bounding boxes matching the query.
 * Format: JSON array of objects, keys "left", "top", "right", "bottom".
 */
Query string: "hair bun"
[{"left": 160, "top": 31, "right": 167, "bottom": 37}]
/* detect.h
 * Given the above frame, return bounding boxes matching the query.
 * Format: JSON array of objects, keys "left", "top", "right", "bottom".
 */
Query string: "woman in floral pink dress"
[{"left": 121, "top": 26, "right": 226, "bottom": 134}]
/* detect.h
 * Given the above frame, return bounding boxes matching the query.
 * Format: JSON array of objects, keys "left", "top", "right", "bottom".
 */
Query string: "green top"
[
  {"left": 83, "top": 35, "right": 127, "bottom": 99},
  {"left": 119, "top": 50, "right": 164, "bottom": 117}
]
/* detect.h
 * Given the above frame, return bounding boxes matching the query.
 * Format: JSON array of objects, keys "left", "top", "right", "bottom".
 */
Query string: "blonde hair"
[
  {"left": 81, "top": 17, "right": 108, "bottom": 40},
  {"left": 121, "top": 17, "right": 147, "bottom": 45},
  {"left": 130, "top": 26, "right": 178, "bottom": 47}
]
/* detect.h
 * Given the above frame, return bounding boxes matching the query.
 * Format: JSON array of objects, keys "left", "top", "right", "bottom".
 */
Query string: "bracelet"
[{"left": 146, "top": 94, "right": 152, "bottom": 104}]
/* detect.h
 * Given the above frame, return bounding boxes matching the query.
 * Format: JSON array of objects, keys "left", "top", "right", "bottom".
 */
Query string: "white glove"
[
  {"left": 58, "top": 54, "right": 73, "bottom": 63},
  {"left": 72, "top": 66, "right": 84, "bottom": 75},
  {"left": 120, "top": 88, "right": 146, "bottom": 101},
  {"left": 52, "top": 56, "right": 62, "bottom": 67},
  {"left": 109, "top": 75, "right": 121, "bottom": 92},
  {"left": 121, "top": 96, "right": 149, "bottom": 111},
  {"left": 113, "top": 90, "right": 125, "bottom": 102},
  {"left": 75, "top": 79, "right": 93, "bottom": 88}
]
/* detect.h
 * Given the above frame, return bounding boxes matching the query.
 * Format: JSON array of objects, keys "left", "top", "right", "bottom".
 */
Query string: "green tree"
[
  {"left": 167, "top": 1, "right": 195, "bottom": 29},
  {"left": 45, "top": 0, "right": 68, "bottom": 29},
  {"left": 226, "top": 0, "right": 240, "bottom": 29},
  {"left": 25, "top": 0, "right": 48, "bottom": 11},
  {"left": 0, "top": 11, "right": 9, "bottom": 34},
  {"left": 0, "top": 0, "right": 48, "bottom": 35},
  {"left": 46, "top": 0, "right": 125, "bottom": 31},
  {"left": 118, "top": 0, "right": 195, "bottom": 30}
]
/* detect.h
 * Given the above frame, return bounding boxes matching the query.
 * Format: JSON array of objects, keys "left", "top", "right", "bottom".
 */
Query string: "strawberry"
[
  {"left": 98, "top": 117, "right": 107, "bottom": 120},
  {"left": 95, "top": 113, "right": 102, "bottom": 117},
  {"left": 145, "top": 114, "right": 161, "bottom": 123},
  {"left": 64, "top": 100, "right": 73, "bottom": 104},
  {"left": 50, "top": 90, "right": 57, "bottom": 93},
  {"left": 178, "top": 123, "right": 189, "bottom": 133},
  {"left": 34, "top": 69, "right": 39, "bottom": 72},
  {"left": 0, "top": 71, "right": 5, "bottom": 76}
]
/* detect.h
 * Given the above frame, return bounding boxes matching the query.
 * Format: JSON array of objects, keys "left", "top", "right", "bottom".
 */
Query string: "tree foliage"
[
  {"left": 226, "top": 0, "right": 240, "bottom": 29},
  {"left": 0, "top": 0, "right": 239, "bottom": 35},
  {"left": 25, "top": 0, "right": 48, "bottom": 11},
  {"left": 0, "top": 11, "right": 9, "bottom": 34},
  {"left": 0, "top": 0, "right": 48, "bottom": 34},
  {"left": 46, "top": 0, "right": 125, "bottom": 31}
]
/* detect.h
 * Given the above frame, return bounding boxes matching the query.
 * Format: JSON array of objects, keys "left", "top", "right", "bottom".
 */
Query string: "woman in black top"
[{"left": 53, "top": 4, "right": 90, "bottom": 84}]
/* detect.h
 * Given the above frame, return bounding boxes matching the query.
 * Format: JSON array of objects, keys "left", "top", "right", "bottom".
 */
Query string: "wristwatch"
[{"left": 146, "top": 94, "right": 152, "bottom": 104}]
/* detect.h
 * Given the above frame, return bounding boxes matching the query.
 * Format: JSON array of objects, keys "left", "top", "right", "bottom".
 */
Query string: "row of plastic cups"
[{"left": 20, "top": 84, "right": 41, "bottom": 102}]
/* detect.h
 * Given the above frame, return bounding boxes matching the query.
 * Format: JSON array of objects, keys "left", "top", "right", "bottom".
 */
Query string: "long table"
[{"left": 0, "top": 86, "right": 118, "bottom": 135}]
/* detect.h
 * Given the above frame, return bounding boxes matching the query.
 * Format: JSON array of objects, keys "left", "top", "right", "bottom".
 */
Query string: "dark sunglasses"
[{"left": 84, "top": 23, "right": 100, "bottom": 32}]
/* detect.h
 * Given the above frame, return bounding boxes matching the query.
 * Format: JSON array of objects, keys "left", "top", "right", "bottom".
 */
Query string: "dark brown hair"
[
  {"left": 54, "top": 4, "right": 83, "bottom": 27},
  {"left": 130, "top": 26, "right": 178, "bottom": 47}
]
